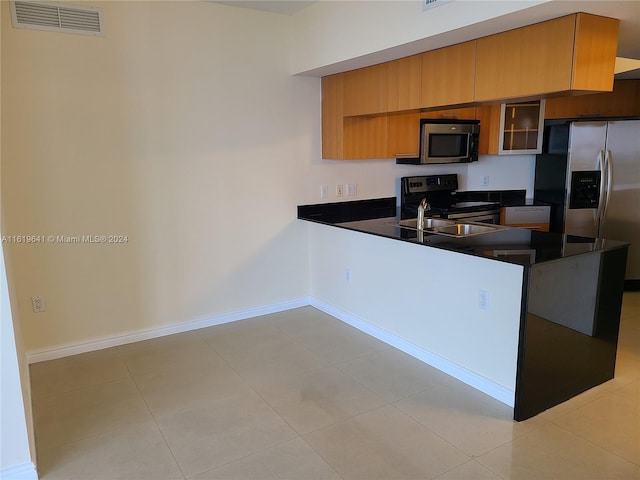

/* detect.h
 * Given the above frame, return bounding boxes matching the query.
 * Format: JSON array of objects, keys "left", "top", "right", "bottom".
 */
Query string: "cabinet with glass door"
[{"left": 499, "top": 100, "right": 545, "bottom": 154}]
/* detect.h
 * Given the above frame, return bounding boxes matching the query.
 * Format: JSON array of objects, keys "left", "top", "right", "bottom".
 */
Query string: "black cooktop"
[{"left": 401, "top": 174, "right": 499, "bottom": 218}]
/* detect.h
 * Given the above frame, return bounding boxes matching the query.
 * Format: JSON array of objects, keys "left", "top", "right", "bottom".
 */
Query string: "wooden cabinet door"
[
  {"left": 343, "top": 64, "right": 386, "bottom": 116},
  {"left": 421, "top": 41, "right": 476, "bottom": 108},
  {"left": 545, "top": 80, "right": 640, "bottom": 119},
  {"left": 571, "top": 13, "right": 619, "bottom": 92},
  {"left": 322, "top": 73, "right": 389, "bottom": 160},
  {"left": 475, "top": 15, "right": 576, "bottom": 102},
  {"left": 343, "top": 116, "right": 388, "bottom": 159},
  {"left": 344, "top": 56, "right": 421, "bottom": 116},
  {"left": 386, "top": 55, "right": 422, "bottom": 112},
  {"left": 321, "top": 74, "right": 345, "bottom": 159},
  {"left": 476, "top": 105, "right": 501, "bottom": 156},
  {"left": 387, "top": 112, "right": 421, "bottom": 159}
]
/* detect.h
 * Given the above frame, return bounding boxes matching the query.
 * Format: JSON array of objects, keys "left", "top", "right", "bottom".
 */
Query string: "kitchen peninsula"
[{"left": 298, "top": 198, "right": 628, "bottom": 420}]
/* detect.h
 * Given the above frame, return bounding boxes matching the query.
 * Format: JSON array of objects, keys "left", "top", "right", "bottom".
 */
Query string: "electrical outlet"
[
  {"left": 482, "top": 175, "right": 490, "bottom": 187},
  {"left": 345, "top": 269, "right": 352, "bottom": 284},
  {"left": 31, "top": 296, "right": 46, "bottom": 313},
  {"left": 320, "top": 184, "right": 328, "bottom": 199},
  {"left": 346, "top": 183, "right": 357, "bottom": 197},
  {"left": 336, "top": 184, "right": 344, "bottom": 197},
  {"left": 478, "top": 290, "right": 490, "bottom": 310}
]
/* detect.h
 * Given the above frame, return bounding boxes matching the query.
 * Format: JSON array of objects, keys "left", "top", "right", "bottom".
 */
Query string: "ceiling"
[
  {"left": 213, "top": 1, "right": 316, "bottom": 15},
  {"left": 211, "top": 1, "right": 640, "bottom": 78}
]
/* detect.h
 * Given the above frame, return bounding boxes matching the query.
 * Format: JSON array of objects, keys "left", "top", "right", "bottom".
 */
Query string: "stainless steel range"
[{"left": 400, "top": 174, "right": 501, "bottom": 223}]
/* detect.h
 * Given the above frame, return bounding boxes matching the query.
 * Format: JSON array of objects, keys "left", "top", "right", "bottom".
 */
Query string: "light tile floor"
[{"left": 30, "top": 292, "right": 640, "bottom": 479}]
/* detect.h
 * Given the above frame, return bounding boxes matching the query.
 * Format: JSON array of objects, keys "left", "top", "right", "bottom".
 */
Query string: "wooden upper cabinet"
[
  {"left": 475, "top": 13, "right": 619, "bottom": 102},
  {"left": 386, "top": 55, "right": 422, "bottom": 112},
  {"left": 342, "top": 64, "right": 385, "bottom": 116},
  {"left": 571, "top": 14, "right": 620, "bottom": 92},
  {"left": 421, "top": 41, "right": 476, "bottom": 108},
  {"left": 322, "top": 73, "right": 389, "bottom": 160},
  {"left": 322, "top": 13, "right": 622, "bottom": 160},
  {"left": 321, "top": 74, "right": 345, "bottom": 159},
  {"left": 475, "top": 105, "right": 501, "bottom": 156},
  {"left": 343, "top": 56, "right": 422, "bottom": 116},
  {"left": 545, "top": 80, "right": 640, "bottom": 119},
  {"left": 419, "top": 108, "right": 476, "bottom": 121},
  {"left": 343, "top": 116, "right": 389, "bottom": 160},
  {"left": 386, "top": 112, "right": 421, "bottom": 159}
]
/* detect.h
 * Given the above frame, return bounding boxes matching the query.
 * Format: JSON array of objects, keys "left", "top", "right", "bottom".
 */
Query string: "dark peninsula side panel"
[{"left": 514, "top": 246, "right": 628, "bottom": 420}]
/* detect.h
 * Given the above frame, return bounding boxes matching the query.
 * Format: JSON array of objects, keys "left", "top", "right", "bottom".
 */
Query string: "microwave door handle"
[{"left": 468, "top": 133, "right": 475, "bottom": 158}]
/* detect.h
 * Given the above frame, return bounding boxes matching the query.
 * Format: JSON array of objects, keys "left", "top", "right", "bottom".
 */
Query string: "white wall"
[
  {"left": 306, "top": 154, "right": 535, "bottom": 205},
  {"left": 1, "top": 3, "right": 37, "bottom": 475},
  {"left": 1, "top": 251, "right": 37, "bottom": 479},
  {"left": 2, "top": 0, "right": 535, "bottom": 358},
  {"left": 468, "top": 154, "right": 536, "bottom": 197},
  {"left": 308, "top": 222, "right": 524, "bottom": 397},
  {"left": 1, "top": 1, "right": 317, "bottom": 353},
  {"left": 291, "top": 0, "right": 549, "bottom": 75}
]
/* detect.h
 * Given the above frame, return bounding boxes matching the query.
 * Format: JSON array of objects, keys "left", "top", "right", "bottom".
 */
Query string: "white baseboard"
[
  {"left": 310, "top": 298, "right": 515, "bottom": 408},
  {"left": 26, "top": 297, "right": 311, "bottom": 364},
  {"left": 0, "top": 462, "right": 38, "bottom": 480},
  {"left": 25, "top": 295, "right": 515, "bottom": 407}
]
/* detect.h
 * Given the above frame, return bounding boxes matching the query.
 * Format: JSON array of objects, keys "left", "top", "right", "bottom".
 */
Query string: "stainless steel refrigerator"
[{"left": 535, "top": 120, "right": 640, "bottom": 285}]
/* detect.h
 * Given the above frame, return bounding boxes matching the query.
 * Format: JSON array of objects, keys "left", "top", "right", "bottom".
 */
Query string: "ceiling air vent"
[{"left": 10, "top": 1, "right": 104, "bottom": 36}]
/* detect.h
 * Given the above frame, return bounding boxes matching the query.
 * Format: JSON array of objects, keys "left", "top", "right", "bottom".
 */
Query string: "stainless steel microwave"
[{"left": 397, "top": 119, "right": 480, "bottom": 165}]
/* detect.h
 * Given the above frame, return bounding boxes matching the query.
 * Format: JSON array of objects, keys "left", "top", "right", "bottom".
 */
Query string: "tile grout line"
[
  {"left": 29, "top": 372, "right": 133, "bottom": 403},
  {"left": 193, "top": 319, "right": 360, "bottom": 479},
  {"left": 32, "top": 366, "right": 165, "bottom": 467},
  {"left": 387, "top": 402, "right": 473, "bottom": 459},
  {"left": 297, "top": 436, "right": 346, "bottom": 480},
  {"left": 544, "top": 410, "right": 640, "bottom": 467},
  {"left": 431, "top": 458, "right": 509, "bottom": 480},
  {"left": 30, "top": 299, "right": 639, "bottom": 478},
  {"left": 192, "top": 312, "right": 409, "bottom": 477},
  {"left": 123, "top": 361, "right": 188, "bottom": 480}
]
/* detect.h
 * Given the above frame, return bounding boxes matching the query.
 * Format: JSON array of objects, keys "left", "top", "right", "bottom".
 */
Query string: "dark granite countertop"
[
  {"left": 455, "top": 189, "right": 526, "bottom": 205},
  {"left": 456, "top": 190, "right": 550, "bottom": 207},
  {"left": 501, "top": 199, "right": 552, "bottom": 208},
  {"left": 298, "top": 198, "right": 627, "bottom": 267}
]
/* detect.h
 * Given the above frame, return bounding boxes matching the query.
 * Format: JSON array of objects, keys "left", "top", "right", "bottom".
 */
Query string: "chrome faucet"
[{"left": 417, "top": 198, "right": 431, "bottom": 230}]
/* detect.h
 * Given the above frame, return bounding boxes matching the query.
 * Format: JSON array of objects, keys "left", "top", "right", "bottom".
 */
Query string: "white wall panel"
[{"left": 308, "top": 222, "right": 524, "bottom": 392}]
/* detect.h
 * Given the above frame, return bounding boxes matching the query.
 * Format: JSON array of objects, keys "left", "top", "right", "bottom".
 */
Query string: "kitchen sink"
[
  {"left": 433, "top": 223, "right": 505, "bottom": 237},
  {"left": 392, "top": 218, "right": 456, "bottom": 230},
  {"left": 390, "top": 218, "right": 507, "bottom": 237}
]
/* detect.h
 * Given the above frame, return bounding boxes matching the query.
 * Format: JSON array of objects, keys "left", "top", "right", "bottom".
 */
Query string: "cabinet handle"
[
  {"left": 395, "top": 153, "right": 419, "bottom": 158},
  {"left": 577, "top": 112, "right": 602, "bottom": 117},
  {"left": 439, "top": 114, "right": 459, "bottom": 118}
]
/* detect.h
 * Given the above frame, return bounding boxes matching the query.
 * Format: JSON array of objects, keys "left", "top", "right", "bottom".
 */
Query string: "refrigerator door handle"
[
  {"left": 595, "top": 150, "right": 605, "bottom": 229},
  {"left": 603, "top": 149, "right": 613, "bottom": 223}
]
